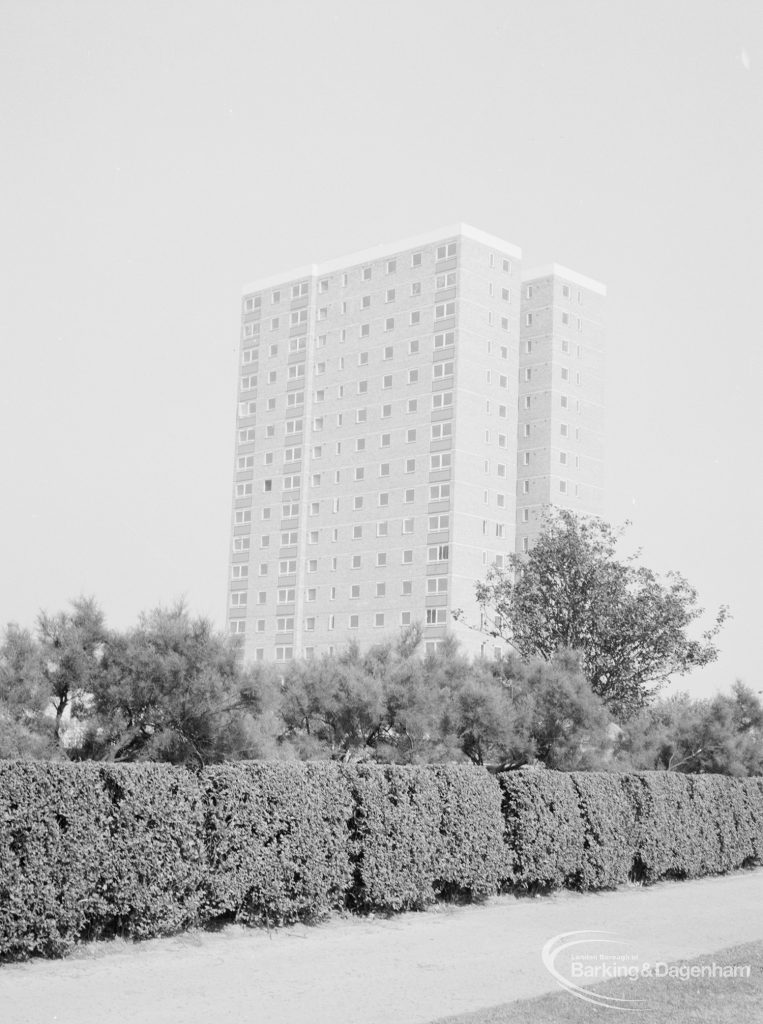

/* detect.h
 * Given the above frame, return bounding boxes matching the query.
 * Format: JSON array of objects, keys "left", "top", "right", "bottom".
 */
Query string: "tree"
[
  {"left": 80, "top": 602, "right": 250, "bottom": 766},
  {"left": 37, "top": 596, "right": 108, "bottom": 746},
  {"left": 618, "top": 682, "right": 763, "bottom": 776},
  {"left": 0, "top": 624, "right": 54, "bottom": 758},
  {"left": 464, "top": 510, "right": 727, "bottom": 718}
]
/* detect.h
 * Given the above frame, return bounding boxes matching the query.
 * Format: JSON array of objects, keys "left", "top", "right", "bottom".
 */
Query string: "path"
[{"left": 1, "top": 870, "right": 762, "bottom": 1024}]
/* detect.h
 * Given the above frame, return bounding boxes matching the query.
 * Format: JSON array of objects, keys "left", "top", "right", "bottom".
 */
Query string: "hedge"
[
  {"left": 498, "top": 769, "right": 763, "bottom": 893},
  {"left": 1, "top": 761, "right": 762, "bottom": 961}
]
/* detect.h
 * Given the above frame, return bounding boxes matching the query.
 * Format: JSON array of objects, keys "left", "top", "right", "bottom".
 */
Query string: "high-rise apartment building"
[{"left": 228, "top": 225, "right": 605, "bottom": 662}]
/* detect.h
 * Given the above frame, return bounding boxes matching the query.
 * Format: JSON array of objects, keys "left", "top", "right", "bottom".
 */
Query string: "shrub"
[
  {"left": 343, "top": 764, "right": 503, "bottom": 911},
  {"left": 498, "top": 770, "right": 763, "bottom": 892},
  {"left": 0, "top": 762, "right": 112, "bottom": 959},
  {"left": 497, "top": 769, "right": 586, "bottom": 890},
  {"left": 201, "top": 762, "right": 352, "bottom": 924},
  {"left": 95, "top": 764, "right": 206, "bottom": 939}
]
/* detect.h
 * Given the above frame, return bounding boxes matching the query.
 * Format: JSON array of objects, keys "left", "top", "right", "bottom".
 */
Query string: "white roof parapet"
[
  {"left": 242, "top": 223, "right": 522, "bottom": 295},
  {"left": 522, "top": 263, "right": 606, "bottom": 296}
]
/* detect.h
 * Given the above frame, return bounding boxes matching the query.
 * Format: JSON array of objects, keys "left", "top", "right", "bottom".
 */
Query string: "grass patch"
[{"left": 433, "top": 940, "right": 763, "bottom": 1024}]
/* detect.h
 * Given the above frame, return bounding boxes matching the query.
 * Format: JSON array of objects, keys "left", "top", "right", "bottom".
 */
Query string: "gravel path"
[{"left": 2, "top": 870, "right": 762, "bottom": 1024}]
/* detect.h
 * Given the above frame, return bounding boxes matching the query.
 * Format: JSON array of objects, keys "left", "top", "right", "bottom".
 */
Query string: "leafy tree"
[
  {"left": 37, "top": 597, "right": 107, "bottom": 745},
  {"left": 464, "top": 510, "right": 728, "bottom": 717},
  {"left": 80, "top": 602, "right": 249, "bottom": 766},
  {"left": 618, "top": 682, "right": 763, "bottom": 776},
  {"left": 0, "top": 624, "right": 54, "bottom": 758}
]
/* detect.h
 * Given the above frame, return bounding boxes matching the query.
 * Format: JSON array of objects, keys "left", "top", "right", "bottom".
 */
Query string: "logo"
[{"left": 541, "top": 931, "right": 649, "bottom": 1012}]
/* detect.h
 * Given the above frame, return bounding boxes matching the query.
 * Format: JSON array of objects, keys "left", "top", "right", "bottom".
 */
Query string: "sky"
[{"left": 1, "top": 0, "right": 761, "bottom": 698}]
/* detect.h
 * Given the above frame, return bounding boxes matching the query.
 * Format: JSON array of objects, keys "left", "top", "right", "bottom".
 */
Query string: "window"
[
  {"left": 263, "top": 479, "right": 272, "bottom": 492},
  {"left": 355, "top": 467, "right": 365, "bottom": 481},
  {"left": 290, "top": 308, "right": 308, "bottom": 326},
  {"left": 401, "top": 580, "right": 413, "bottom": 596},
  {"left": 523, "top": 452, "right": 530, "bottom": 466},
  {"left": 276, "top": 647, "right": 293, "bottom": 662},
  {"left": 433, "top": 361, "right": 454, "bottom": 380},
  {"left": 522, "top": 480, "right": 530, "bottom": 494},
  {"left": 432, "top": 392, "right": 453, "bottom": 410},
  {"left": 429, "top": 483, "right": 450, "bottom": 501},
  {"left": 379, "top": 463, "right": 390, "bottom": 478},
  {"left": 355, "top": 438, "right": 366, "bottom": 453},
  {"left": 562, "top": 312, "right": 570, "bottom": 326},
  {"left": 435, "top": 271, "right": 457, "bottom": 289},
  {"left": 430, "top": 452, "right": 451, "bottom": 471},
  {"left": 500, "top": 317, "right": 510, "bottom": 332},
  {"left": 409, "top": 311, "right": 421, "bottom": 326},
  {"left": 375, "top": 582, "right": 386, "bottom": 598},
  {"left": 431, "top": 422, "right": 452, "bottom": 440},
  {"left": 411, "top": 252, "right": 422, "bottom": 267},
  {"left": 285, "top": 418, "right": 303, "bottom": 435},
  {"left": 434, "top": 330, "right": 455, "bottom": 348},
  {"left": 352, "top": 525, "right": 362, "bottom": 539},
  {"left": 386, "top": 258, "right": 396, "bottom": 274},
  {"left": 382, "top": 374, "right": 393, "bottom": 389},
  {"left": 357, "top": 380, "right": 368, "bottom": 394},
  {"left": 237, "top": 454, "right": 255, "bottom": 470},
  {"left": 559, "top": 480, "right": 568, "bottom": 494},
  {"left": 283, "top": 474, "right": 300, "bottom": 490},
  {"left": 560, "top": 423, "right": 569, "bottom": 437},
  {"left": 402, "top": 517, "right": 414, "bottom": 534},
  {"left": 378, "top": 492, "right": 389, "bottom": 507},
  {"left": 238, "top": 427, "right": 256, "bottom": 444},
  {"left": 428, "top": 513, "right": 449, "bottom": 531},
  {"left": 434, "top": 301, "right": 455, "bottom": 320},
  {"left": 235, "top": 481, "right": 253, "bottom": 498},
  {"left": 229, "top": 591, "right": 248, "bottom": 608},
  {"left": 385, "top": 317, "right": 395, "bottom": 331},
  {"left": 428, "top": 544, "right": 449, "bottom": 562},
  {"left": 288, "top": 363, "right": 305, "bottom": 379},
  {"left": 404, "top": 488, "right": 415, "bottom": 503},
  {"left": 405, "top": 458, "right": 416, "bottom": 473},
  {"left": 407, "top": 369, "right": 418, "bottom": 384},
  {"left": 561, "top": 367, "right": 569, "bottom": 381},
  {"left": 277, "top": 587, "right": 295, "bottom": 603},
  {"left": 352, "top": 555, "right": 362, "bottom": 569},
  {"left": 383, "top": 345, "right": 393, "bottom": 360},
  {"left": 525, "top": 312, "right": 533, "bottom": 326},
  {"left": 436, "top": 242, "right": 457, "bottom": 260},
  {"left": 426, "top": 608, "right": 447, "bottom": 625},
  {"left": 376, "top": 552, "right": 387, "bottom": 567},
  {"left": 356, "top": 408, "right": 367, "bottom": 423},
  {"left": 427, "top": 577, "right": 448, "bottom": 594},
  {"left": 349, "top": 615, "right": 359, "bottom": 628},
  {"left": 238, "top": 400, "right": 257, "bottom": 418},
  {"left": 318, "top": 278, "right": 328, "bottom": 293},
  {"left": 524, "top": 368, "right": 532, "bottom": 382},
  {"left": 560, "top": 451, "right": 568, "bottom": 465},
  {"left": 362, "top": 266, "right": 372, "bottom": 281},
  {"left": 287, "top": 390, "right": 304, "bottom": 407},
  {"left": 284, "top": 446, "right": 302, "bottom": 462},
  {"left": 381, "top": 404, "right": 391, "bottom": 419},
  {"left": 385, "top": 288, "right": 395, "bottom": 303},
  {"left": 240, "top": 374, "right": 257, "bottom": 392},
  {"left": 377, "top": 521, "right": 388, "bottom": 537},
  {"left": 234, "top": 511, "right": 252, "bottom": 526},
  {"left": 407, "top": 398, "right": 418, "bottom": 413}
]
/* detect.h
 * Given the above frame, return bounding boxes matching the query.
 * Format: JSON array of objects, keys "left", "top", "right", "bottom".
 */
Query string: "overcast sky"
[{"left": 1, "top": 0, "right": 761, "bottom": 697}]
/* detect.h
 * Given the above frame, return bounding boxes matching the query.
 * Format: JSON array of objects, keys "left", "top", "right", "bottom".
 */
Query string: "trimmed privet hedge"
[
  {"left": 1, "top": 762, "right": 762, "bottom": 960},
  {"left": 343, "top": 764, "right": 504, "bottom": 911},
  {"left": 498, "top": 770, "right": 763, "bottom": 893},
  {"left": 201, "top": 762, "right": 353, "bottom": 925}
]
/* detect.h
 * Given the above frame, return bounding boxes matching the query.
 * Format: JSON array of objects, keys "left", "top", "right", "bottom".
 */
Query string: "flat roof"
[
  {"left": 522, "top": 263, "right": 606, "bottom": 296},
  {"left": 242, "top": 223, "right": 523, "bottom": 294}
]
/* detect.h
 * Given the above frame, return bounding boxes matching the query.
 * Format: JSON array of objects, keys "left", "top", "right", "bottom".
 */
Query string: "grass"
[{"left": 433, "top": 941, "right": 763, "bottom": 1024}]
